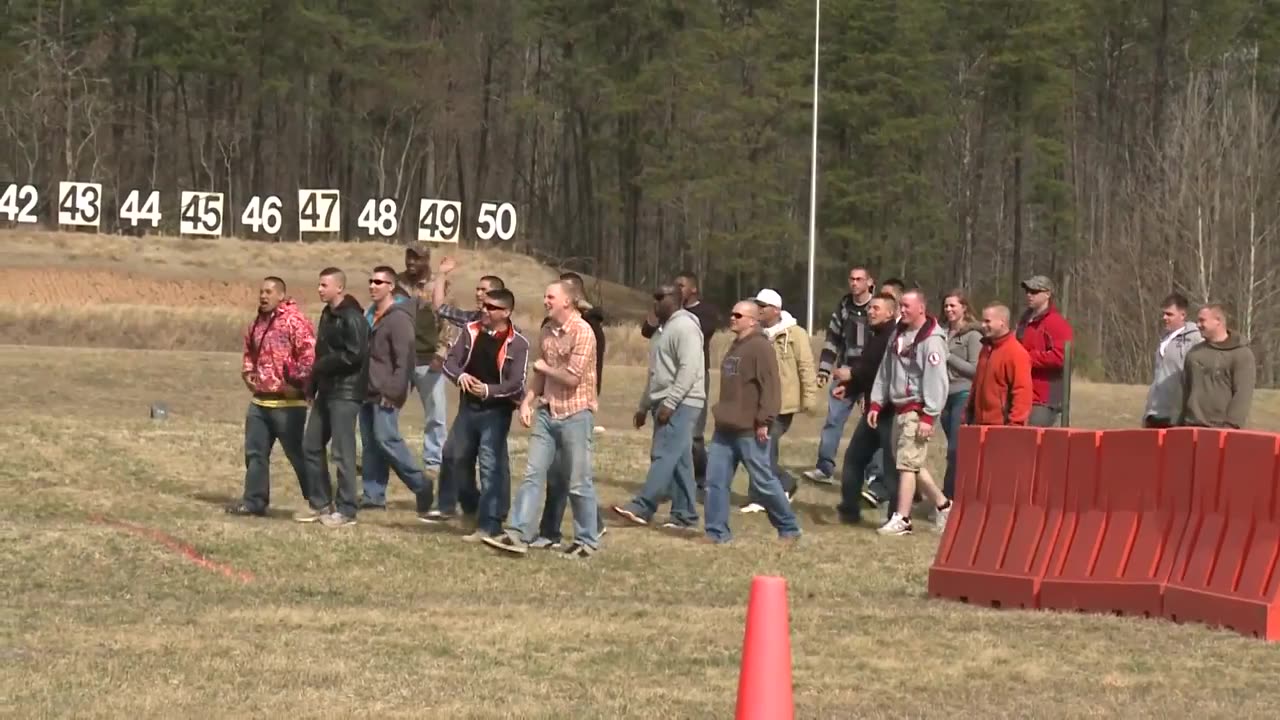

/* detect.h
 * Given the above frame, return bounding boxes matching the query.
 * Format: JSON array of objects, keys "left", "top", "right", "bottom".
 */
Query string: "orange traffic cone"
[{"left": 735, "top": 575, "right": 794, "bottom": 720}]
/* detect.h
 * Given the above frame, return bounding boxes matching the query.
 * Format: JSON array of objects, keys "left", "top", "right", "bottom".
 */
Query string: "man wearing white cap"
[{"left": 740, "top": 288, "right": 817, "bottom": 513}]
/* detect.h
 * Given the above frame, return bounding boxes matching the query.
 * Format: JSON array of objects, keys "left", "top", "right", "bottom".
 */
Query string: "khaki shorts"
[{"left": 892, "top": 410, "right": 930, "bottom": 472}]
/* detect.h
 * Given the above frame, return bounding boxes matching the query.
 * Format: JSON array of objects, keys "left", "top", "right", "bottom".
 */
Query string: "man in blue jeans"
[
  {"left": 703, "top": 301, "right": 801, "bottom": 545},
  {"left": 804, "top": 267, "right": 875, "bottom": 485},
  {"left": 400, "top": 244, "right": 449, "bottom": 495},
  {"left": 358, "top": 266, "right": 434, "bottom": 516},
  {"left": 484, "top": 282, "right": 601, "bottom": 559},
  {"left": 612, "top": 284, "right": 705, "bottom": 529},
  {"left": 441, "top": 287, "right": 529, "bottom": 542}
]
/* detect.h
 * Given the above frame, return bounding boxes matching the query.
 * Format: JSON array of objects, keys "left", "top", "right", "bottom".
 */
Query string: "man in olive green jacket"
[
  {"left": 741, "top": 289, "right": 818, "bottom": 512},
  {"left": 1179, "top": 303, "right": 1256, "bottom": 429}
]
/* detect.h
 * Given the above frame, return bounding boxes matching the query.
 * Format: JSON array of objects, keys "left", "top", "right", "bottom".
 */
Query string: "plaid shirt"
[{"left": 536, "top": 313, "right": 598, "bottom": 418}]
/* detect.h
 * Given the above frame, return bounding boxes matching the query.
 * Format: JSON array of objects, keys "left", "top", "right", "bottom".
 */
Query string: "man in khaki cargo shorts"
[{"left": 867, "top": 290, "right": 954, "bottom": 536}]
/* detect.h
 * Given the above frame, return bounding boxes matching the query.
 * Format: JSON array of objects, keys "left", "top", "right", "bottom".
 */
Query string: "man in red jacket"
[
  {"left": 227, "top": 276, "right": 317, "bottom": 516},
  {"left": 1015, "top": 275, "right": 1073, "bottom": 427}
]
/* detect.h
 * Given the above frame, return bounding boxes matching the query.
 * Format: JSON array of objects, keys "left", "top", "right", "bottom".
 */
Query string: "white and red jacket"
[{"left": 241, "top": 299, "right": 316, "bottom": 395}]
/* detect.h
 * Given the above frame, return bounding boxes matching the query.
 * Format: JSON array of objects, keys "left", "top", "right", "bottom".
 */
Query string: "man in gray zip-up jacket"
[
  {"left": 1144, "top": 293, "right": 1203, "bottom": 428},
  {"left": 613, "top": 285, "right": 706, "bottom": 527},
  {"left": 867, "top": 290, "right": 952, "bottom": 536}
]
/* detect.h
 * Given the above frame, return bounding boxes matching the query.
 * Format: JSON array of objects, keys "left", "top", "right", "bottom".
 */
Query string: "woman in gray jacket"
[{"left": 941, "top": 290, "right": 983, "bottom": 499}]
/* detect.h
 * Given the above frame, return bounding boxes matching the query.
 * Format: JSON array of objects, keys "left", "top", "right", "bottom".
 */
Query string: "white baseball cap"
[{"left": 753, "top": 288, "right": 783, "bottom": 309}]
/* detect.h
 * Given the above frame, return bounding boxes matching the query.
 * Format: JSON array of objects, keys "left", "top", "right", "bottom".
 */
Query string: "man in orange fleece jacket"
[{"left": 967, "top": 303, "right": 1033, "bottom": 426}]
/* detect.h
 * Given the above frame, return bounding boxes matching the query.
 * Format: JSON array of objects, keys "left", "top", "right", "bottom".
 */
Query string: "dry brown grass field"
[{"left": 4, "top": 230, "right": 1280, "bottom": 719}]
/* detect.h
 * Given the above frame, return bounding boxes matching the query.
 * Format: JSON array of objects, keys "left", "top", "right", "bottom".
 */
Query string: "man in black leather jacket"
[{"left": 300, "top": 267, "right": 370, "bottom": 527}]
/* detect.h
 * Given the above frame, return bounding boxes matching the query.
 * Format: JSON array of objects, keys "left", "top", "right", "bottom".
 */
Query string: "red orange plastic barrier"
[
  {"left": 1163, "top": 431, "right": 1280, "bottom": 639},
  {"left": 927, "top": 424, "right": 1280, "bottom": 641}
]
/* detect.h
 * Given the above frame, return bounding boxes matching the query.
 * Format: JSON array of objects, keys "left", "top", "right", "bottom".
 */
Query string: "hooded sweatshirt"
[
  {"left": 366, "top": 300, "right": 417, "bottom": 408},
  {"left": 713, "top": 331, "right": 781, "bottom": 433},
  {"left": 869, "top": 316, "right": 950, "bottom": 426},
  {"left": 1179, "top": 332, "right": 1256, "bottom": 429},
  {"left": 638, "top": 308, "right": 706, "bottom": 412},
  {"left": 763, "top": 311, "right": 818, "bottom": 416},
  {"left": 242, "top": 298, "right": 316, "bottom": 407},
  {"left": 1144, "top": 322, "right": 1203, "bottom": 422}
]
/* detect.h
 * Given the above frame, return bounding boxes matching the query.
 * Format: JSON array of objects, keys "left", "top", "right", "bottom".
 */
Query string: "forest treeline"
[{"left": 2, "top": 0, "right": 1279, "bottom": 385}]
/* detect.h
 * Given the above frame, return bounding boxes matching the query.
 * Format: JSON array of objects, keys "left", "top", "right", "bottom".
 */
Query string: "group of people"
[{"left": 225, "top": 245, "right": 1261, "bottom": 551}]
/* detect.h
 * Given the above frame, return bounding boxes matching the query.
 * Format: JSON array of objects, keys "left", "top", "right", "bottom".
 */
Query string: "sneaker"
[
  {"left": 612, "top": 506, "right": 648, "bottom": 526},
  {"left": 461, "top": 530, "right": 491, "bottom": 544},
  {"left": 319, "top": 512, "right": 357, "bottom": 528},
  {"left": 528, "top": 537, "right": 562, "bottom": 550},
  {"left": 560, "top": 542, "right": 597, "bottom": 560},
  {"left": 785, "top": 488, "right": 797, "bottom": 503},
  {"left": 877, "top": 513, "right": 913, "bottom": 536},
  {"left": 417, "top": 510, "right": 455, "bottom": 524},
  {"left": 934, "top": 501, "right": 953, "bottom": 533},
  {"left": 739, "top": 503, "right": 765, "bottom": 514},
  {"left": 292, "top": 508, "right": 328, "bottom": 523},
  {"left": 224, "top": 502, "right": 265, "bottom": 517},
  {"left": 481, "top": 531, "right": 528, "bottom": 555},
  {"left": 803, "top": 469, "right": 834, "bottom": 485},
  {"left": 861, "top": 488, "right": 882, "bottom": 508},
  {"left": 659, "top": 521, "right": 698, "bottom": 533}
]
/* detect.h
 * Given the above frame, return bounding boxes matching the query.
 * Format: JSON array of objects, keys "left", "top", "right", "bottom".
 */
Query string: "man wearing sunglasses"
[
  {"left": 357, "top": 266, "right": 435, "bottom": 516},
  {"left": 1015, "top": 275, "right": 1074, "bottom": 427},
  {"left": 703, "top": 301, "right": 801, "bottom": 545},
  {"left": 442, "top": 288, "right": 530, "bottom": 543}
]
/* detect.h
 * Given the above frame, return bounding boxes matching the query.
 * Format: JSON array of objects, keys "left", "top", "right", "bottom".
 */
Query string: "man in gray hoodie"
[
  {"left": 868, "top": 290, "right": 953, "bottom": 536},
  {"left": 612, "top": 285, "right": 706, "bottom": 529},
  {"left": 1143, "top": 293, "right": 1203, "bottom": 428},
  {"left": 358, "top": 265, "right": 434, "bottom": 516}
]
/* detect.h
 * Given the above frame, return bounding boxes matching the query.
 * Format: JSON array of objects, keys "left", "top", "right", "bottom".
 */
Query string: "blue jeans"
[
  {"left": 705, "top": 429, "right": 801, "bottom": 543},
  {"left": 412, "top": 365, "right": 448, "bottom": 470},
  {"left": 241, "top": 403, "right": 308, "bottom": 513},
  {"left": 510, "top": 408, "right": 601, "bottom": 548},
  {"left": 940, "top": 391, "right": 968, "bottom": 499},
  {"left": 749, "top": 413, "right": 796, "bottom": 503},
  {"left": 449, "top": 402, "right": 513, "bottom": 535},
  {"left": 838, "top": 408, "right": 899, "bottom": 522},
  {"left": 539, "top": 422, "right": 606, "bottom": 542},
  {"left": 815, "top": 384, "right": 856, "bottom": 475},
  {"left": 621, "top": 403, "right": 699, "bottom": 526},
  {"left": 437, "top": 414, "right": 483, "bottom": 515},
  {"left": 358, "top": 402, "right": 433, "bottom": 512}
]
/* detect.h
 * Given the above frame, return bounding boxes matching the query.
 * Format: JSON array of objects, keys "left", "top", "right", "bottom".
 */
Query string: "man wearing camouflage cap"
[
  {"left": 1015, "top": 274, "right": 1074, "bottom": 427},
  {"left": 403, "top": 243, "right": 451, "bottom": 492}
]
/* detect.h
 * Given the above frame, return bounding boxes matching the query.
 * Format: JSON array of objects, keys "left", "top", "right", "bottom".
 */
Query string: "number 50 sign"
[{"left": 417, "top": 197, "right": 517, "bottom": 244}]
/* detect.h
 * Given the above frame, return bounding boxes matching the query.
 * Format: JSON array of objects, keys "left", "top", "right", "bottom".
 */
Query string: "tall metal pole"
[{"left": 805, "top": 0, "right": 821, "bottom": 335}]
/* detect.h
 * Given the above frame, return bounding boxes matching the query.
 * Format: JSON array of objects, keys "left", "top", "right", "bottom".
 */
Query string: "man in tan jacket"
[{"left": 741, "top": 289, "right": 818, "bottom": 513}]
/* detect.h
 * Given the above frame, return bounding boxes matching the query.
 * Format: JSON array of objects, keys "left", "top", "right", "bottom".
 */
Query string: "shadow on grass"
[{"left": 190, "top": 490, "right": 293, "bottom": 519}]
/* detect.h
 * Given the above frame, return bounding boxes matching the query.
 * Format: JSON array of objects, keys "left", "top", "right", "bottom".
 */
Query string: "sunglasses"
[
  {"left": 482, "top": 302, "right": 509, "bottom": 312},
  {"left": 369, "top": 278, "right": 392, "bottom": 286},
  {"left": 730, "top": 312, "right": 745, "bottom": 320}
]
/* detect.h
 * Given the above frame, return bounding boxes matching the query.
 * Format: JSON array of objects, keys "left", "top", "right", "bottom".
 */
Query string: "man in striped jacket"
[{"left": 803, "top": 266, "right": 874, "bottom": 485}]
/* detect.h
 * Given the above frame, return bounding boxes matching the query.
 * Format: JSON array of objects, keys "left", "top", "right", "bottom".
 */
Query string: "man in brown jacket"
[
  {"left": 703, "top": 301, "right": 801, "bottom": 544},
  {"left": 1179, "top": 303, "right": 1256, "bottom": 429}
]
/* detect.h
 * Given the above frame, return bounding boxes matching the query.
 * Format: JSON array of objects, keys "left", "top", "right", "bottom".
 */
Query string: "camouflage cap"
[
  {"left": 405, "top": 241, "right": 432, "bottom": 257},
  {"left": 1021, "top": 275, "right": 1054, "bottom": 293}
]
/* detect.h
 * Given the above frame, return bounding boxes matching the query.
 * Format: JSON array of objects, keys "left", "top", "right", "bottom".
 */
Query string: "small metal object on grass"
[{"left": 149, "top": 402, "right": 170, "bottom": 421}]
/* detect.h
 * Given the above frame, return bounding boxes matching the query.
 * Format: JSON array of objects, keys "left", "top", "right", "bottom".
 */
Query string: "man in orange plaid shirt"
[{"left": 484, "top": 281, "right": 601, "bottom": 559}]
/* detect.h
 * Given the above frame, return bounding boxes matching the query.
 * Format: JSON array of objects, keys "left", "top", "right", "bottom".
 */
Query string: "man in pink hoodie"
[{"left": 226, "top": 276, "right": 317, "bottom": 516}]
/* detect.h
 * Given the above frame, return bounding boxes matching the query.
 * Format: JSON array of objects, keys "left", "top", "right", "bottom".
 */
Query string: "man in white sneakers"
[
  {"left": 1143, "top": 292, "right": 1202, "bottom": 428},
  {"left": 867, "top": 290, "right": 953, "bottom": 536},
  {"left": 741, "top": 288, "right": 816, "bottom": 513},
  {"left": 612, "top": 284, "right": 705, "bottom": 529}
]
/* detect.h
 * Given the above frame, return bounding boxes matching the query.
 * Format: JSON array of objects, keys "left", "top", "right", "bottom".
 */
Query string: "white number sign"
[
  {"left": 179, "top": 191, "right": 224, "bottom": 236},
  {"left": 241, "top": 195, "right": 284, "bottom": 235},
  {"left": 417, "top": 198, "right": 462, "bottom": 243},
  {"left": 57, "top": 181, "right": 102, "bottom": 228},
  {"left": 0, "top": 183, "right": 39, "bottom": 224},
  {"left": 475, "top": 201, "right": 518, "bottom": 241},
  {"left": 119, "top": 189, "right": 161, "bottom": 228},
  {"left": 357, "top": 197, "right": 398, "bottom": 238},
  {"left": 298, "top": 189, "right": 340, "bottom": 233}
]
